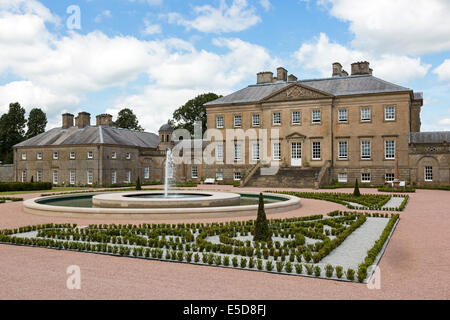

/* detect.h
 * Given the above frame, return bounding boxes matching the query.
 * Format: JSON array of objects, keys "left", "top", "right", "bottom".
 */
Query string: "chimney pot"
[
  {"left": 96, "top": 114, "right": 113, "bottom": 127},
  {"left": 257, "top": 71, "right": 274, "bottom": 84},
  {"left": 351, "top": 61, "right": 371, "bottom": 75}
]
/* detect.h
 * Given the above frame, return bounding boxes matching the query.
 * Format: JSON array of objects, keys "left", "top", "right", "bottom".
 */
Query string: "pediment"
[
  {"left": 286, "top": 132, "right": 307, "bottom": 140},
  {"left": 263, "top": 83, "right": 333, "bottom": 102}
]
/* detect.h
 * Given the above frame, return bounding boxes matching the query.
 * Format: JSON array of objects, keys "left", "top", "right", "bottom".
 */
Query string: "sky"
[{"left": 0, "top": 0, "right": 450, "bottom": 133}]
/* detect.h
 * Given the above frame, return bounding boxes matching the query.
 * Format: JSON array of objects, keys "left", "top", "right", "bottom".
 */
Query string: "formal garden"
[{"left": 0, "top": 193, "right": 400, "bottom": 284}]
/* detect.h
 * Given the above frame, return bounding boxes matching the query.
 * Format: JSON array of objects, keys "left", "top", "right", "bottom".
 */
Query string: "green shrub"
[
  {"left": 285, "top": 262, "right": 293, "bottom": 273},
  {"left": 240, "top": 258, "right": 247, "bottom": 268},
  {"left": 353, "top": 179, "right": 360, "bottom": 197},
  {"left": 295, "top": 263, "right": 303, "bottom": 274},
  {"left": 253, "top": 193, "right": 272, "bottom": 242},
  {"left": 357, "top": 265, "right": 367, "bottom": 283},
  {"left": 177, "top": 250, "right": 184, "bottom": 262},
  {"left": 276, "top": 261, "right": 284, "bottom": 272},
  {"left": 186, "top": 252, "right": 193, "bottom": 262},
  {"left": 135, "top": 177, "right": 142, "bottom": 190},
  {"left": 232, "top": 257, "right": 238, "bottom": 267},
  {"left": 0, "top": 182, "right": 52, "bottom": 192},
  {"left": 223, "top": 256, "right": 230, "bottom": 266},
  {"left": 346, "top": 268, "right": 355, "bottom": 281},
  {"left": 202, "top": 253, "right": 208, "bottom": 263},
  {"left": 325, "top": 264, "right": 334, "bottom": 278},
  {"left": 249, "top": 257, "right": 255, "bottom": 268},
  {"left": 257, "top": 259, "right": 263, "bottom": 270},
  {"left": 336, "top": 266, "right": 343, "bottom": 279},
  {"left": 215, "top": 255, "right": 222, "bottom": 266},
  {"left": 314, "top": 266, "right": 321, "bottom": 277},
  {"left": 305, "top": 264, "right": 313, "bottom": 275},
  {"left": 265, "top": 260, "right": 274, "bottom": 271}
]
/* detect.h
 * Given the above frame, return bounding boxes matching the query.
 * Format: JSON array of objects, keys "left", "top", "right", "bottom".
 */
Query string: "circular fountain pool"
[{"left": 23, "top": 191, "right": 300, "bottom": 220}]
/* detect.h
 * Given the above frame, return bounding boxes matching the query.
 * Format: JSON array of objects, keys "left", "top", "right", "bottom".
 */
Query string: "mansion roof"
[
  {"left": 14, "top": 125, "right": 159, "bottom": 149},
  {"left": 205, "top": 74, "right": 413, "bottom": 106},
  {"left": 409, "top": 132, "right": 450, "bottom": 144}
]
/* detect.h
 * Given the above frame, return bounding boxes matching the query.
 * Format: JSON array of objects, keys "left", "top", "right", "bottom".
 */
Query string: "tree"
[
  {"left": 171, "top": 93, "right": 222, "bottom": 135},
  {"left": 253, "top": 193, "right": 272, "bottom": 242},
  {"left": 136, "top": 176, "right": 142, "bottom": 190},
  {"left": 26, "top": 108, "right": 47, "bottom": 139},
  {"left": 0, "top": 102, "right": 26, "bottom": 164},
  {"left": 115, "top": 108, "right": 143, "bottom": 131},
  {"left": 353, "top": 179, "right": 361, "bottom": 197}
]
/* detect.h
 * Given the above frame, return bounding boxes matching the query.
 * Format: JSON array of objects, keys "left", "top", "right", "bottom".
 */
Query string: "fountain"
[{"left": 164, "top": 148, "right": 173, "bottom": 197}]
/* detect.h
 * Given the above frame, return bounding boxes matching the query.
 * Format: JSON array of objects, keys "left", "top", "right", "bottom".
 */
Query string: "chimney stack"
[
  {"left": 351, "top": 61, "right": 371, "bottom": 76},
  {"left": 288, "top": 74, "right": 298, "bottom": 82},
  {"left": 75, "top": 112, "right": 91, "bottom": 129},
  {"left": 276, "top": 67, "right": 287, "bottom": 82},
  {"left": 332, "top": 62, "right": 349, "bottom": 77},
  {"left": 257, "top": 71, "right": 274, "bottom": 84},
  {"left": 62, "top": 113, "right": 74, "bottom": 129},
  {"left": 96, "top": 114, "right": 113, "bottom": 127}
]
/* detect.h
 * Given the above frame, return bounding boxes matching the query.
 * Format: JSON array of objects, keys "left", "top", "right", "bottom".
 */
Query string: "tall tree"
[
  {"left": 0, "top": 102, "right": 26, "bottom": 163},
  {"left": 115, "top": 108, "right": 144, "bottom": 131},
  {"left": 171, "top": 93, "right": 222, "bottom": 135},
  {"left": 26, "top": 108, "right": 47, "bottom": 139}
]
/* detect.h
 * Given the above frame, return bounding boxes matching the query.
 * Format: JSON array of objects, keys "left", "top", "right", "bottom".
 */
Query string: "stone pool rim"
[{"left": 23, "top": 191, "right": 301, "bottom": 220}]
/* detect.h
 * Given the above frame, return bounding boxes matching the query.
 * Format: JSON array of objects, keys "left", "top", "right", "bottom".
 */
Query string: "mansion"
[{"left": 11, "top": 61, "right": 450, "bottom": 187}]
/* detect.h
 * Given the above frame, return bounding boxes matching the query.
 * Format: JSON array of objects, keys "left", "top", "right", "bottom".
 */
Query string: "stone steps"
[{"left": 245, "top": 167, "right": 320, "bottom": 188}]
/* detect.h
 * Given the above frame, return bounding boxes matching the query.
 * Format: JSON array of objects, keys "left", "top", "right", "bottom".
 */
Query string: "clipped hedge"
[
  {"left": 0, "top": 182, "right": 52, "bottom": 192},
  {"left": 378, "top": 187, "right": 416, "bottom": 193}
]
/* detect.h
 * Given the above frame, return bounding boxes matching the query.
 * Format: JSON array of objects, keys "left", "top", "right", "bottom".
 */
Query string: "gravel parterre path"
[{"left": 0, "top": 186, "right": 449, "bottom": 300}]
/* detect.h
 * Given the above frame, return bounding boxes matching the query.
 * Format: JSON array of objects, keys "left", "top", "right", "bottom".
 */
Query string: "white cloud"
[
  {"left": 318, "top": 0, "right": 450, "bottom": 55},
  {"left": 142, "top": 18, "right": 162, "bottom": 35},
  {"left": 259, "top": 0, "right": 271, "bottom": 11},
  {"left": 0, "top": 0, "right": 60, "bottom": 24},
  {"left": 433, "top": 60, "right": 450, "bottom": 82},
  {"left": 294, "top": 33, "right": 430, "bottom": 83},
  {"left": 167, "top": 0, "right": 261, "bottom": 33},
  {"left": 0, "top": 2, "right": 277, "bottom": 132},
  {"left": 94, "top": 10, "right": 112, "bottom": 23},
  {"left": 438, "top": 118, "right": 450, "bottom": 126}
]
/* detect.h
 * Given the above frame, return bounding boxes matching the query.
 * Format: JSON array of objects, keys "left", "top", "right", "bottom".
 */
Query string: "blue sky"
[{"left": 0, "top": 0, "right": 449, "bottom": 132}]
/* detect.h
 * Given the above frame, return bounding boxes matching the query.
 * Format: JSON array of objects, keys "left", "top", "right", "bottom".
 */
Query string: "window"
[
  {"left": 125, "top": 171, "right": 131, "bottom": 183},
  {"left": 234, "top": 115, "right": 242, "bottom": 128},
  {"left": 70, "top": 152, "right": 75, "bottom": 160},
  {"left": 234, "top": 172, "right": 242, "bottom": 181},
  {"left": 272, "top": 143, "right": 281, "bottom": 161},
  {"left": 385, "top": 140, "right": 395, "bottom": 159},
  {"left": 191, "top": 166, "right": 198, "bottom": 179},
  {"left": 385, "top": 106, "right": 395, "bottom": 121},
  {"left": 216, "top": 172, "right": 223, "bottom": 181},
  {"left": 21, "top": 153, "right": 26, "bottom": 160},
  {"left": 425, "top": 166, "right": 433, "bottom": 181},
  {"left": 53, "top": 152, "right": 58, "bottom": 160},
  {"left": 338, "top": 173, "right": 348, "bottom": 183},
  {"left": 216, "top": 116, "right": 224, "bottom": 128},
  {"left": 87, "top": 151, "right": 93, "bottom": 159},
  {"left": 36, "top": 170, "right": 42, "bottom": 182},
  {"left": 126, "top": 153, "right": 131, "bottom": 160},
  {"left": 385, "top": 173, "right": 394, "bottom": 182},
  {"left": 216, "top": 144, "right": 223, "bottom": 162},
  {"left": 312, "top": 141, "right": 321, "bottom": 160},
  {"left": 312, "top": 110, "right": 321, "bottom": 123},
  {"left": 111, "top": 171, "right": 117, "bottom": 184},
  {"left": 252, "top": 114, "right": 260, "bottom": 126},
  {"left": 252, "top": 143, "right": 260, "bottom": 161},
  {"left": 273, "top": 112, "right": 281, "bottom": 125},
  {"left": 21, "top": 170, "right": 26, "bottom": 182},
  {"left": 338, "top": 109, "right": 348, "bottom": 122},
  {"left": 70, "top": 170, "right": 76, "bottom": 185},
  {"left": 37, "top": 153, "right": 42, "bottom": 160},
  {"left": 361, "top": 140, "right": 371, "bottom": 159},
  {"left": 144, "top": 167, "right": 150, "bottom": 179},
  {"left": 338, "top": 141, "right": 348, "bottom": 160},
  {"left": 111, "top": 152, "right": 117, "bottom": 159},
  {"left": 361, "top": 173, "right": 371, "bottom": 183},
  {"left": 292, "top": 111, "right": 301, "bottom": 124},
  {"left": 52, "top": 170, "right": 58, "bottom": 185},
  {"left": 361, "top": 107, "right": 371, "bottom": 121},
  {"left": 87, "top": 171, "right": 93, "bottom": 185},
  {"left": 234, "top": 144, "right": 241, "bottom": 161}
]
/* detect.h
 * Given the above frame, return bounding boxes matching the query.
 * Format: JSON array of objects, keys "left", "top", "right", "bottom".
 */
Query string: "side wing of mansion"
[{"left": 11, "top": 61, "right": 450, "bottom": 187}]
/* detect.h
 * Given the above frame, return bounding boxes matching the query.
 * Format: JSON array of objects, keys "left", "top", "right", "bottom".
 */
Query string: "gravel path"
[
  {"left": 321, "top": 218, "right": 389, "bottom": 269},
  {"left": 382, "top": 197, "right": 405, "bottom": 209}
]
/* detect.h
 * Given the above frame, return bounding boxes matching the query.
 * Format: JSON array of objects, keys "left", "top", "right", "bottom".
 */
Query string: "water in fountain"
[{"left": 164, "top": 148, "right": 174, "bottom": 197}]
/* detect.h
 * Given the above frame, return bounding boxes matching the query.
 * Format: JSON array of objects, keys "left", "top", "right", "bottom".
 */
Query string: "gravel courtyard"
[{"left": 0, "top": 186, "right": 448, "bottom": 300}]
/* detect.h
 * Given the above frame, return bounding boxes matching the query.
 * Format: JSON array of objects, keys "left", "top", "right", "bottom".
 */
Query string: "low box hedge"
[{"left": 0, "top": 182, "right": 52, "bottom": 192}]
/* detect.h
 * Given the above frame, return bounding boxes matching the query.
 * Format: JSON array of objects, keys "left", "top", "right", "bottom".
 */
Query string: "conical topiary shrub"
[
  {"left": 253, "top": 193, "right": 272, "bottom": 242},
  {"left": 136, "top": 176, "right": 142, "bottom": 190},
  {"left": 353, "top": 178, "right": 360, "bottom": 197}
]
